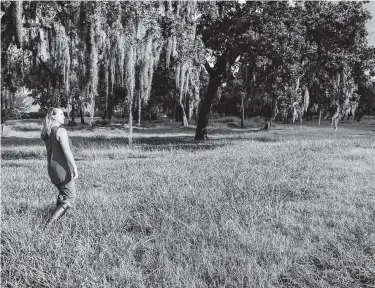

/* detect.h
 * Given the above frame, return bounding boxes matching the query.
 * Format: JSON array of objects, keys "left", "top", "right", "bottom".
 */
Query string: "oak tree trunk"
[{"left": 195, "top": 76, "right": 221, "bottom": 140}]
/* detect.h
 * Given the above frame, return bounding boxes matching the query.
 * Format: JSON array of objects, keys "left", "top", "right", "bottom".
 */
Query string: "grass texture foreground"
[{"left": 1, "top": 118, "right": 375, "bottom": 287}]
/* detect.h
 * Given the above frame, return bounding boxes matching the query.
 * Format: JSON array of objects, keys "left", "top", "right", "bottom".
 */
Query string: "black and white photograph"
[{"left": 1, "top": 0, "right": 375, "bottom": 287}]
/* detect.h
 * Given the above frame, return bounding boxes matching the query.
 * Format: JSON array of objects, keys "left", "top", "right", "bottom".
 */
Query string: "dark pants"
[{"left": 55, "top": 178, "right": 76, "bottom": 208}]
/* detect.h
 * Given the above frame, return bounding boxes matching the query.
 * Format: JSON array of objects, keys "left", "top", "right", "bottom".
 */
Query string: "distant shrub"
[
  {"left": 212, "top": 116, "right": 264, "bottom": 129},
  {"left": 68, "top": 120, "right": 77, "bottom": 126},
  {"left": 92, "top": 119, "right": 110, "bottom": 126},
  {"left": 214, "top": 117, "right": 240, "bottom": 123},
  {"left": 27, "top": 112, "right": 45, "bottom": 119},
  {"left": 11, "top": 121, "right": 41, "bottom": 132},
  {"left": 94, "top": 111, "right": 104, "bottom": 117},
  {"left": 143, "top": 114, "right": 157, "bottom": 121},
  {"left": 250, "top": 116, "right": 262, "bottom": 123},
  {"left": 227, "top": 122, "right": 240, "bottom": 128}
]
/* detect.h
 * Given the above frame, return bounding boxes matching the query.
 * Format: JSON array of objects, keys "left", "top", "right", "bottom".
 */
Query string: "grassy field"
[{"left": 1, "top": 117, "right": 375, "bottom": 287}]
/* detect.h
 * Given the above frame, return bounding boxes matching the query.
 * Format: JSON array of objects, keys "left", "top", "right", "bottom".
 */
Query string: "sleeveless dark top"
[{"left": 44, "top": 126, "right": 73, "bottom": 185}]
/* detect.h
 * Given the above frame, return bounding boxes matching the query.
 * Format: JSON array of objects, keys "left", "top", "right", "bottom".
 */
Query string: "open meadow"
[{"left": 1, "top": 117, "right": 375, "bottom": 287}]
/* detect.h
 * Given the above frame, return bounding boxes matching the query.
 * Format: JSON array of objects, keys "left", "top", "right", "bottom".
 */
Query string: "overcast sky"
[{"left": 365, "top": 1, "right": 375, "bottom": 46}]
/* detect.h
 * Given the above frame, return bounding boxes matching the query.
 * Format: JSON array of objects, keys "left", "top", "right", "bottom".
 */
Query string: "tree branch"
[{"left": 204, "top": 60, "right": 213, "bottom": 76}]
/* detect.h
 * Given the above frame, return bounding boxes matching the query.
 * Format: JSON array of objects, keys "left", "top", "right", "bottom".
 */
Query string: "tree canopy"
[{"left": 1, "top": 1, "right": 374, "bottom": 138}]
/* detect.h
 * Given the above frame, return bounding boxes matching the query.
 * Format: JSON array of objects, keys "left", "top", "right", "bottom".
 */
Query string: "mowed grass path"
[{"left": 1, "top": 118, "right": 375, "bottom": 287}]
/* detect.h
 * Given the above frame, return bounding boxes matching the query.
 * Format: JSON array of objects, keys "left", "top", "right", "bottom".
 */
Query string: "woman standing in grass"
[{"left": 41, "top": 108, "right": 78, "bottom": 225}]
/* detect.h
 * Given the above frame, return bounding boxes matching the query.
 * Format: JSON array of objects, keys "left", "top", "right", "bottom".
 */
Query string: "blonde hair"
[{"left": 41, "top": 107, "right": 60, "bottom": 140}]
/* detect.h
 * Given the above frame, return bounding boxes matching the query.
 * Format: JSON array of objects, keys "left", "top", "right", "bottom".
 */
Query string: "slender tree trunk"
[
  {"left": 4, "top": 89, "right": 8, "bottom": 111},
  {"left": 174, "top": 101, "right": 179, "bottom": 122},
  {"left": 244, "top": 92, "right": 249, "bottom": 120},
  {"left": 104, "top": 67, "right": 109, "bottom": 120},
  {"left": 331, "top": 105, "right": 340, "bottom": 129},
  {"left": 128, "top": 99, "right": 133, "bottom": 145},
  {"left": 12, "top": 91, "right": 15, "bottom": 110},
  {"left": 356, "top": 107, "right": 361, "bottom": 122},
  {"left": 195, "top": 76, "right": 221, "bottom": 140},
  {"left": 271, "top": 95, "right": 277, "bottom": 127},
  {"left": 69, "top": 92, "right": 76, "bottom": 125},
  {"left": 67, "top": 98, "right": 71, "bottom": 119},
  {"left": 351, "top": 106, "right": 355, "bottom": 122},
  {"left": 108, "top": 93, "right": 112, "bottom": 120},
  {"left": 71, "top": 101, "right": 75, "bottom": 124},
  {"left": 195, "top": 104, "right": 199, "bottom": 125},
  {"left": 7, "top": 90, "right": 10, "bottom": 111},
  {"left": 179, "top": 100, "right": 189, "bottom": 126},
  {"left": 68, "top": 21, "right": 74, "bottom": 124},
  {"left": 241, "top": 93, "right": 245, "bottom": 129},
  {"left": 1, "top": 90, "right": 4, "bottom": 132},
  {"left": 263, "top": 121, "right": 270, "bottom": 131},
  {"left": 188, "top": 101, "right": 194, "bottom": 121},
  {"left": 138, "top": 93, "right": 141, "bottom": 127},
  {"left": 1, "top": 90, "right": 4, "bottom": 112},
  {"left": 80, "top": 104, "right": 85, "bottom": 124},
  {"left": 88, "top": 93, "right": 94, "bottom": 126},
  {"left": 319, "top": 109, "right": 322, "bottom": 126}
]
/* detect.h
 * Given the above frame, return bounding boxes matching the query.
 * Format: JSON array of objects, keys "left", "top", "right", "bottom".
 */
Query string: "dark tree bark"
[
  {"left": 195, "top": 75, "right": 222, "bottom": 140},
  {"left": 106, "top": 92, "right": 113, "bottom": 121},
  {"left": 79, "top": 105, "right": 85, "bottom": 124},
  {"left": 1, "top": 2, "right": 23, "bottom": 55},
  {"left": 68, "top": 99, "right": 77, "bottom": 126},
  {"left": 356, "top": 107, "right": 362, "bottom": 122},
  {"left": 174, "top": 100, "right": 181, "bottom": 122},
  {"left": 194, "top": 50, "right": 240, "bottom": 140},
  {"left": 71, "top": 105, "right": 76, "bottom": 123},
  {"left": 1, "top": 92, "right": 4, "bottom": 114}
]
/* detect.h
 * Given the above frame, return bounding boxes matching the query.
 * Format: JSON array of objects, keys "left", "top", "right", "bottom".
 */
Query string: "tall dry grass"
[{"left": 1, "top": 118, "right": 375, "bottom": 287}]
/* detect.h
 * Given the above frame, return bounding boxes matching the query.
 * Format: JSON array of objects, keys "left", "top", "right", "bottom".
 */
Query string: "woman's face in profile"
[{"left": 53, "top": 109, "right": 65, "bottom": 125}]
